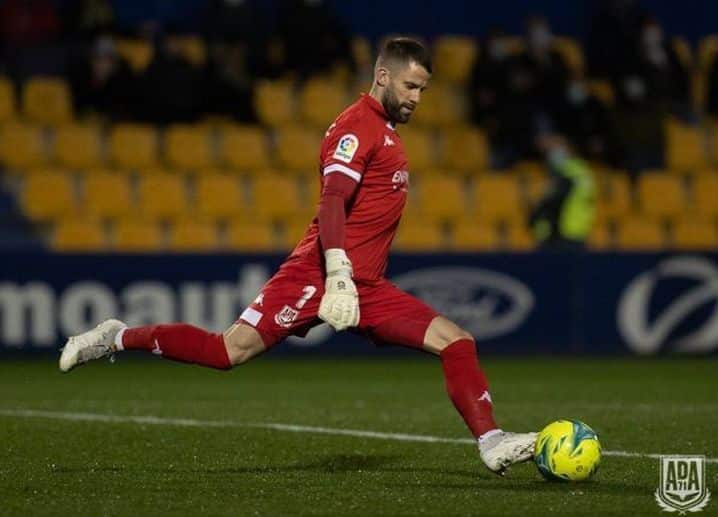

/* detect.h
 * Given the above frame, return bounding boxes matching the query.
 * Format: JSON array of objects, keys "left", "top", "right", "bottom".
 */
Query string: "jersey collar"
[{"left": 361, "top": 93, "right": 395, "bottom": 130}]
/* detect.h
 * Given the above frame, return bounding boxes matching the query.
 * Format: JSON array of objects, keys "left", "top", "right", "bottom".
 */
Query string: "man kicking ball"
[{"left": 60, "top": 37, "right": 536, "bottom": 475}]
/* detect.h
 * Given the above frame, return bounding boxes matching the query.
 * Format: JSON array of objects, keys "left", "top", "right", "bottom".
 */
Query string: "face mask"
[
  {"left": 488, "top": 40, "right": 508, "bottom": 61},
  {"left": 548, "top": 146, "right": 568, "bottom": 167},
  {"left": 624, "top": 76, "right": 646, "bottom": 100},
  {"left": 642, "top": 26, "right": 663, "bottom": 47},
  {"left": 529, "top": 26, "right": 551, "bottom": 50},
  {"left": 567, "top": 82, "right": 587, "bottom": 105}
]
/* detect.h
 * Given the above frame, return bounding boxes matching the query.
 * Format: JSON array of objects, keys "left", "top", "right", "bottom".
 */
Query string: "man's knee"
[
  {"left": 423, "top": 316, "right": 474, "bottom": 355},
  {"left": 223, "top": 323, "right": 266, "bottom": 366}
]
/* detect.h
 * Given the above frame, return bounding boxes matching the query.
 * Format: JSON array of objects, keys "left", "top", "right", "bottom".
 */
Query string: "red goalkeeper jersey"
[{"left": 286, "top": 94, "right": 409, "bottom": 283}]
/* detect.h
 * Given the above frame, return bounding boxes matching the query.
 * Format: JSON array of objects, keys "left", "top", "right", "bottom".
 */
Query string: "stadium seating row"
[
  {"left": 16, "top": 169, "right": 718, "bottom": 225},
  {"left": 49, "top": 214, "right": 718, "bottom": 253},
  {"left": 0, "top": 121, "right": 490, "bottom": 173}
]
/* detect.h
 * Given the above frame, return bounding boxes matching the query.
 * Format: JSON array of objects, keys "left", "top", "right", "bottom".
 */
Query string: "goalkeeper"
[{"left": 60, "top": 37, "right": 536, "bottom": 475}]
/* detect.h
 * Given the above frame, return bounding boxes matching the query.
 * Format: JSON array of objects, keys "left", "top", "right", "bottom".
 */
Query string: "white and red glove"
[{"left": 318, "top": 248, "right": 360, "bottom": 331}]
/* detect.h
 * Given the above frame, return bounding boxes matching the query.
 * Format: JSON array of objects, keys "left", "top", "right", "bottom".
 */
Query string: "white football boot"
[
  {"left": 59, "top": 319, "right": 127, "bottom": 372},
  {"left": 478, "top": 430, "right": 538, "bottom": 475}
]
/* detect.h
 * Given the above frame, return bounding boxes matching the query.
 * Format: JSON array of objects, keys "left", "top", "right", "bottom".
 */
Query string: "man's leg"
[{"left": 59, "top": 319, "right": 267, "bottom": 372}]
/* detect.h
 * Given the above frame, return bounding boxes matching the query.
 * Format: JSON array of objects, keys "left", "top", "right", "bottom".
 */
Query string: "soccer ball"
[{"left": 534, "top": 419, "right": 601, "bottom": 481}]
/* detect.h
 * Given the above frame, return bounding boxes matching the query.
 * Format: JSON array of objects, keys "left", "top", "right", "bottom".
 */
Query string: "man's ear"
[{"left": 375, "top": 66, "right": 390, "bottom": 88}]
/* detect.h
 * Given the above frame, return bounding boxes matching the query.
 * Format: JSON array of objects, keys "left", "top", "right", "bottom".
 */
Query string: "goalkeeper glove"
[{"left": 318, "top": 248, "right": 360, "bottom": 331}]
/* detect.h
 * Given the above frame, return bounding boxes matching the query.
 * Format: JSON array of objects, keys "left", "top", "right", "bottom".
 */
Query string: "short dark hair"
[{"left": 377, "top": 37, "right": 432, "bottom": 74}]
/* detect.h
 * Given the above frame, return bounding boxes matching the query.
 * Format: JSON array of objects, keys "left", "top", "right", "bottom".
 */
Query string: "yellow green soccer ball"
[{"left": 534, "top": 419, "right": 601, "bottom": 481}]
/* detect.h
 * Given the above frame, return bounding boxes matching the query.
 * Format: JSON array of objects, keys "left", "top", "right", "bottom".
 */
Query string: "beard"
[{"left": 382, "top": 86, "right": 414, "bottom": 123}]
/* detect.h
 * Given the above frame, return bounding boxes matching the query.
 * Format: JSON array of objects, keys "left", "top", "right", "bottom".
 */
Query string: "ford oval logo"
[{"left": 392, "top": 267, "right": 534, "bottom": 340}]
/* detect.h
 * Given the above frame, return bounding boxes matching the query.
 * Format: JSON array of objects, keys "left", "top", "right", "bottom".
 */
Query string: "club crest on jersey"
[
  {"left": 274, "top": 305, "right": 299, "bottom": 328},
  {"left": 392, "top": 170, "right": 410, "bottom": 192},
  {"left": 333, "top": 134, "right": 359, "bottom": 163}
]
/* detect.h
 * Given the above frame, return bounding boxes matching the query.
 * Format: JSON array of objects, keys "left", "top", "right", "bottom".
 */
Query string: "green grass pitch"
[{"left": 1, "top": 356, "right": 716, "bottom": 516}]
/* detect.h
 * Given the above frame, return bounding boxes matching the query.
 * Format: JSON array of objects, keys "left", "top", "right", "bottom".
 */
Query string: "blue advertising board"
[{"left": 2, "top": 252, "right": 718, "bottom": 355}]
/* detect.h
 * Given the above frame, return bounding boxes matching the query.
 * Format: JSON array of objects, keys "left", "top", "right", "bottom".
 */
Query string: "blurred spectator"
[
  {"left": 488, "top": 17, "right": 569, "bottom": 167},
  {"left": 613, "top": 75, "right": 665, "bottom": 173},
  {"left": 277, "top": 0, "right": 355, "bottom": 80},
  {"left": 586, "top": 0, "right": 646, "bottom": 78},
  {"left": 707, "top": 56, "right": 718, "bottom": 117},
  {"left": 552, "top": 75, "right": 619, "bottom": 165},
  {"left": 136, "top": 33, "right": 204, "bottom": 124},
  {"left": 204, "top": 42, "right": 257, "bottom": 122},
  {"left": 629, "top": 17, "right": 691, "bottom": 116},
  {"left": 69, "top": 35, "right": 135, "bottom": 120},
  {"left": 61, "top": 0, "right": 116, "bottom": 42},
  {"left": 468, "top": 28, "right": 511, "bottom": 127},
  {"left": 530, "top": 134, "right": 596, "bottom": 251}
]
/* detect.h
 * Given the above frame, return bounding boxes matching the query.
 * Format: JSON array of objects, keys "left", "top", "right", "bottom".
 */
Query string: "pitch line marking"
[{"left": 0, "top": 408, "right": 716, "bottom": 464}]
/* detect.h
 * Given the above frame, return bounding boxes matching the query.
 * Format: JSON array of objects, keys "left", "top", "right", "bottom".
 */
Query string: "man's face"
[{"left": 381, "top": 61, "right": 430, "bottom": 124}]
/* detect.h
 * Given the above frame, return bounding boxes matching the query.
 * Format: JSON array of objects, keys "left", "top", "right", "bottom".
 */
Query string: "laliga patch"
[{"left": 332, "top": 134, "right": 359, "bottom": 163}]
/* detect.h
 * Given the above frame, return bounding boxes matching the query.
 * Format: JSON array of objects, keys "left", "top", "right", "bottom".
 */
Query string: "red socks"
[
  {"left": 440, "top": 338, "right": 498, "bottom": 439},
  {"left": 119, "top": 324, "right": 232, "bottom": 370}
]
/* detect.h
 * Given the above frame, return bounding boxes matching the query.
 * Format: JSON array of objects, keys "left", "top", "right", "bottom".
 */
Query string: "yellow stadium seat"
[
  {"left": 168, "top": 220, "right": 219, "bottom": 251},
  {"left": 672, "top": 219, "right": 718, "bottom": 249},
  {"left": 666, "top": 120, "right": 706, "bottom": 171},
  {"left": 400, "top": 127, "right": 434, "bottom": 172},
  {"left": 418, "top": 176, "right": 466, "bottom": 222},
  {"left": 698, "top": 35, "right": 718, "bottom": 70},
  {"left": 21, "top": 172, "right": 77, "bottom": 222},
  {"left": 137, "top": 173, "right": 188, "bottom": 220},
  {"left": 113, "top": 219, "right": 163, "bottom": 251},
  {"left": 0, "top": 76, "right": 16, "bottom": 122},
  {"left": 276, "top": 126, "right": 321, "bottom": 172},
  {"left": 254, "top": 80, "right": 294, "bottom": 126},
  {"left": 109, "top": 124, "right": 158, "bottom": 169},
  {"left": 432, "top": 36, "right": 477, "bottom": 84},
  {"left": 474, "top": 175, "right": 524, "bottom": 224},
  {"left": 692, "top": 175, "right": 718, "bottom": 218},
  {"left": 165, "top": 124, "right": 213, "bottom": 171},
  {"left": 219, "top": 125, "right": 270, "bottom": 172},
  {"left": 672, "top": 37, "right": 693, "bottom": 69},
  {"left": 299, "top": 78, "right": 347, "bottom": 128},
  {"left": 54, "top": 124, "right": 103, "bottom": 169},
  {"left": 411, "top": 81, "right": 464, "bottom": 127},
  {"left": 587, "top": 222, "right": 612, "bottom": 250},
  {"left": 0, "top": 123, "right": 46, "bottom": 169},
  {"left": 251, "top": 174, "right": 301, "bottom": 221},
  {"left": 525, "top": 173, "right": 549, "bottom": 203},
  {"left": 393, "top": 221, "right": 444, "bottom": 251},
  {"left": 637, "top": 173, "right": 685, "bottom": 220},
  {"left": 351, "top": 37, "right": 373, "bottom": 70},
  {"left": 195, "top": 173, "right": 244, "bottom": 221},
  {"left": 506, "top": 222, "right": 535, "bottom": 251},
  {"left": 82, "top": 171, "right": 132, "bottom": 220},
  {"left": 439, "top": 126, "right": 488, "bottom": 172},
  {"left": 116, "top": 38, "right": 153, "bottom": 72},
  {"left": 22, "top": 77, "right": 72, "bottom": 125},
  {"left": 598, "top": 173, "right": 632, "bottom": 220},
  {"left": 166, "top": 35, "right": 206, "bottom": 66},
  {"left": 616, "top": 217, "right": 665, "bottom": 250},
  {"left": 53, "top": 219, "right": 106, "bottom": 251},
  {"left": 226, "top": 221, "right": 276, "bottom": 251},
  {"left": 452, "top": 223, "right": 500, "bottom": 251},
  {"left": 553, "top": 37, "right": 584, "bottom": 73},
  {"left": 281, "top": 222, "right": 312, "bottom": 249}
]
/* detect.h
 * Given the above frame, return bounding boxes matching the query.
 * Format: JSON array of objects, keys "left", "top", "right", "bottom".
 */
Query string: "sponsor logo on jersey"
[
  {"left": 392, "top": 170, "right": 409, "bottom": 192},
  {"left": 333, "top": 134, "right": 359, "bottom": 163},
  {"left": 617, "top": 256, "right": 718, "bottom": 354},
  {"left": 274, "top": 305, "right": 299, "bottom": 328},
  {"left": 384, "top": 134, "right": 395, "bottom": 147},
  {"left": 392, "top": 267, "right": 534, "bottom": 340}
]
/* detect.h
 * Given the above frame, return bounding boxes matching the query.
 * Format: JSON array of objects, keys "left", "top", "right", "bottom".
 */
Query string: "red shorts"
[{"left": 237, "top": 261, "right": 439, "bottom": 349}]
